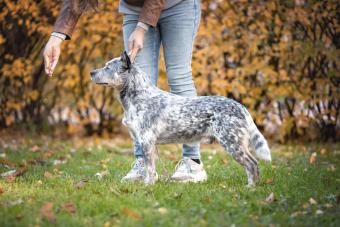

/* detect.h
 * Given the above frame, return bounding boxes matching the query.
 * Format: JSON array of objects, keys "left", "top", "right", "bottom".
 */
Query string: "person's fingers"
[
  {"left": 43, "top": 52, "right": 51, "bottom": 76},
  {"left": 130, "top": 48, "right": 138, "bottom": 63},
  {"left": 128, "top": 39, "right": 134, "bottom": 54},
  {"left": 50, "top": 46, "right": 60, "bottom": 76}
]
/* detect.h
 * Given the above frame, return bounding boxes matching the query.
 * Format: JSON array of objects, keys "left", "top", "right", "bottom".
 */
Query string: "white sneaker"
[
  {"left": 121, "top": 158, "right": 158, "bottom": 182},
  {"left": 170, "top": 157, "right": 207, "bottom": 183}
]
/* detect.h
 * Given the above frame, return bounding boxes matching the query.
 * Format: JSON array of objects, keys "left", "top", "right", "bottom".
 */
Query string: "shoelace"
[
  {"left": 129, "top": 159, "right": 145, "bottom": 173},
  {"left": 174, "top": 158, "right": 191, "bottom": 173}
]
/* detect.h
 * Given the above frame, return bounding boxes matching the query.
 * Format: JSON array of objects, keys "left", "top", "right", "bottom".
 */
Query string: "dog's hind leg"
[
  {"left": 141, "top": 141, "right": 157, "bottom": 185},
  {"left": 212, "top": 118, "right": 259, "bottom": 186}
]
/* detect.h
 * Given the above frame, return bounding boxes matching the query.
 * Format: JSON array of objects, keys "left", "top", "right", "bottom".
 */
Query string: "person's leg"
[
  {"left": 159, "top": 0, "right": 206, "bottom": 182},
  {"left": 121, "top": 14, "right": 161, "bottom": 181},
  {"left": 159, "top": 0, "right": 201, "bottom": 160}
]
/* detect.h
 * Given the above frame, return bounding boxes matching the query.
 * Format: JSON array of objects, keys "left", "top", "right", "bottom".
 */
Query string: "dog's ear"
[{"left": 121, "top": 51, "right": 131, "bottom": 72}]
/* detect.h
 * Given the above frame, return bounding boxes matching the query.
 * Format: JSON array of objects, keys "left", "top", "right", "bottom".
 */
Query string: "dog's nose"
[{"left": 90, "top": 70, "right": 97, "bottom": 80}]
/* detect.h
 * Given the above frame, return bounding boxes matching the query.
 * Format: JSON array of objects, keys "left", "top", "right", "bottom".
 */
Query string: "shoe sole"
[
  {"left": 121, "top": 173, "right": 159, "bottom": 183},
  {"left": 170, "top": 171, "right": 208, "bottom": 183}
]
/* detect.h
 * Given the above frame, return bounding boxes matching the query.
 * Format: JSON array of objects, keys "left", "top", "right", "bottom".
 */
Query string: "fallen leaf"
[
  {"left": 315, "top": 209, "right": 323, "bottom": 215},
  {"left": 62, "top": 203, "right": 77, "bottom": 214},
  {"left": 328, "top": 164, "right": 336, "bottom": 172},
  {"left": 0, "top": 159, "right": 15, "bottom": 168},
  {"left": 74, "top": 180, "right": 87, "bottom": 189},
  {"left": 1, "top": 166, "right": 28, "bottom": 181},
  {"left": 95, "top": 170, "right": 109, "bottom": 179},
  {"left": 5, "top": 175, "right": 16, "bottom": 183},
  {"left": 40, "top": 202, "right": 56, "bottom": 223},
  {"left": 222, "top": 159, "right": 229, "bottom": 165},
  {"left": 320, "top": 148, "right": 327, "bottom": 155},
  {"left": 1, "top": 169, "right": 16, "bottom": 177},
  {"left": 324, "top": 203, "right": 333, "bottom": 208},
  {"left": 8, "top": 198, "right": 23, "bottom": 207},
  {"left": 158, "top": 207, "right": 168, "bottom": 214},
  {"left": 309, "top": 152, "right": 317, "bottom": 164},
  {"left": 43, "top": 171, "right": 54, "bottom": 179},
  {"left": 290, "top": 211, "right": 301, "bottom": 218},
  {"left": 309, "top": 197, "right": 317, "bottom": 205},
  {"left": 265, "top": 192, "right": 274, "bottom": 203},
  {"left": 109, "top": 187, "right": 121, "bottom": 196},
  {"left": 265, "top": 178, "right": 273, "bottom": 184},
  {"left": 0, "top": 187, "right": 4, "bottom": 195},
  {"left": 219, "top": 183, "right": 227, "bottom": 189},
  {"left": 31, "top": 145, "right": 40, "bottom": 152},
  {"left": 122, "top": 207, "right": 141, "bottom": 220},
  {"left": 52, "top": 159, "right": 67, "bottom": 165},
  {"left": 302, "top": 203, "right": 310, "bottom": 209}
]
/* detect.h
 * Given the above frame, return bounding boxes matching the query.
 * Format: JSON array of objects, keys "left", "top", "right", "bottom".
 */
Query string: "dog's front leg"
[{"left": 142, "top": 142, "right": 157, "bottom": 185}]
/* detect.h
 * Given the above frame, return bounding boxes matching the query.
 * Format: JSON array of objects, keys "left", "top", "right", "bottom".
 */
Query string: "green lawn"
[{"left": 0, "top": 137, "right": 339, "bottom": 227}]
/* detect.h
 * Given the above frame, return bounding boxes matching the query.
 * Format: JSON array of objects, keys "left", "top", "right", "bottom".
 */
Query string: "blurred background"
[{"left": 0, "top": 0, "right": 339, "bottom": 142}]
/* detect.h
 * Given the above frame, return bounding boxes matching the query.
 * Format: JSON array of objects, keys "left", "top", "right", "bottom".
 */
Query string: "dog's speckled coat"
[{"left": 90, "top": 52, "right": 271, "bottom": 185}]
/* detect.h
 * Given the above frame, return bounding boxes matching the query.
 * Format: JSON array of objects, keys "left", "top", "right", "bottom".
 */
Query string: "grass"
[{"left": 0, "top": 137, "right": 339, "bottom": 227}]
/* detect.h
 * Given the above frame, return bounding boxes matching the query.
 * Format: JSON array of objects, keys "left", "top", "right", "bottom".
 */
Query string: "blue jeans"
[{"left": 122, "top": 0, "right": 201, "bottom": 159}]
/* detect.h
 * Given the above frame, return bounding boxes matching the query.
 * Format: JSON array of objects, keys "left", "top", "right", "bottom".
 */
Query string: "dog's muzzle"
[{"left": 90, "top": 70, "right": 108, "bottom": 85}]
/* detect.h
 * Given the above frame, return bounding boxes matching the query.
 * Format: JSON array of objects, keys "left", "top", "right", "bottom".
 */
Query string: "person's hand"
[
  {"left": 128, "top": 27, "right": 146, "bottom": 62},
  {"left": 43, "top": 36, "right": 63, "bottom": 77}
]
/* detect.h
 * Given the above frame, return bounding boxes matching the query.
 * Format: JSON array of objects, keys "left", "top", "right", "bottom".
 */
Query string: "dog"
[{"left": 90, "top": 51, "right": 271, "bottom": 186}]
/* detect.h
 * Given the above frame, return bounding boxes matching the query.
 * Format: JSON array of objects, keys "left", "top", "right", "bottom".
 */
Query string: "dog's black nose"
[{"left": 90, "top": 70, "right": 97, "bottom": 80}]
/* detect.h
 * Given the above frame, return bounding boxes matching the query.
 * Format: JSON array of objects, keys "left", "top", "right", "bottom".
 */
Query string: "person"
[{"left": 43, "top": 0, "right": 207, "bottom": 183}]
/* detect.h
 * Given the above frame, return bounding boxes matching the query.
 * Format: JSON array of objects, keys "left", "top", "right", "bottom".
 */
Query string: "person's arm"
[
  {"left": 139, "top": 0, "right": 164, "bottom": 27},
  {"left": 43, "top": 0, "right": 83, "bottom": 76},
  {"left": 128, "top": 0, "right": 164, "bottom": 61},
  {"left": 53, "top": 0, "right": 83, "bottom": 40}
]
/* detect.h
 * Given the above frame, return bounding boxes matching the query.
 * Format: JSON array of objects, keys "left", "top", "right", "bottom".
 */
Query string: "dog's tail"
[{"left": 245, "top": 112, "right": 271, "bottom": 162}]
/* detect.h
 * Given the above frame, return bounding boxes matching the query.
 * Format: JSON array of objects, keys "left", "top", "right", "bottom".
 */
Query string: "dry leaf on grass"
[
  {"left": 30, "top": 145, "right": 40, "bottom": 152},
  {"left": 40, "top": 202, "right": 56, "bottom": 223},
  {"left": 1, "top": 169, "right": 16, "bottom": 177},
  {"left": 95, "top": 170, "right": 109, "bottom": 179},
  {"left": 8, "top": 198, "right": 23, "bottom": 207},
  {"left": 222, "top": 159, "right": 229, "bottom": 165},
  {"left": 0, "top": 187, "right": 4, "bottom": 195},
  {"left": 62, "top": 203, "right": 77, "bottom": 214},
  {"left": 158, "top": 207, "right": 168, "bottom": 214},
  {"left": 122, "top": 207, "right": 141, "bottom": 220},
  {"left": 0, "top": 159, "right": 16, "bottom": 168},
  {"left": 309, "top": 197, "right": 317, "bottom": 205},
  {"left": 315, "top": 209, "right": 323, "bottom": 215},
  {"left": 265, "top": 192, "right": 275, "bottom": 204},
  {"left": 43, "top": 171, "right": 54, "bottom": 179},
  {"left": 265, "top": 178, "right": 273, "bottom": 184},
  {"left": 52, "top": 159, "right": 67, "bottom": 165},
  {"left": 1, "top": 166, "right": 28, "bottom": 182},
  {"left": 309, "top": 152, "right": 317, "bottom": 164},
  {"left": 74, "top": 180, "right": 88, "bottom": 189}
]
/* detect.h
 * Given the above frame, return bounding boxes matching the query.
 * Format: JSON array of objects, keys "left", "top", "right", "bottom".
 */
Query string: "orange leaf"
[
  {"left": 265, "top": 178, "right": 273, "bottom": 184},
  {"left": 122, "top": 207, "right": 141, "bottom": 220},
  {"left": 43, "top": 171, "right": 54, "bottom": 179},
  {"left": 40, "top": 202, "right": 56, "bottom": 223},
  {"left": 309, "top": 152, "right": 317, "bottom": 164},
  {"left": 62, "top": 203, "right": 77, "bottom": 214}
]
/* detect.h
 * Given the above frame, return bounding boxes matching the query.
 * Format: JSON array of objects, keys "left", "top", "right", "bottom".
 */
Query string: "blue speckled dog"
[{"left": 90, "top": 52, "right": 271, "bottom": 186}]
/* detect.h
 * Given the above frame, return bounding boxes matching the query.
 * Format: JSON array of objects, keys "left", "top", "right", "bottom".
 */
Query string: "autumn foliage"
[{"left": 0, "top": 0, "right": 339, "bottom": 141}]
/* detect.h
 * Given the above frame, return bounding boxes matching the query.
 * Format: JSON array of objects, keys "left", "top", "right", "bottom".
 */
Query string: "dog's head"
[{"left": 90, "top": 51, "right": 131, "bottom": 87}]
